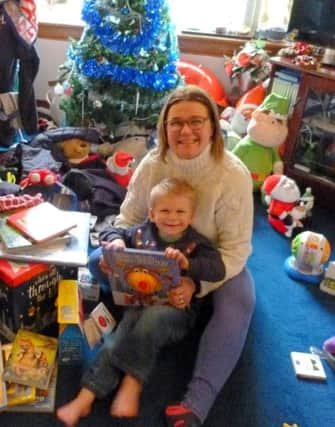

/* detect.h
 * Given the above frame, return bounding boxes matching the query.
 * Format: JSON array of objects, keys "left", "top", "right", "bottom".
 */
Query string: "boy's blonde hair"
[{"left": 149, "top": 178, "right": 197, "bottom": 212}]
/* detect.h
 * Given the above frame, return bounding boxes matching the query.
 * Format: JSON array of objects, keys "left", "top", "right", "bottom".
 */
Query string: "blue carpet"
[{"left": 1, "top": 196, "right": 334, "bottom": 427}]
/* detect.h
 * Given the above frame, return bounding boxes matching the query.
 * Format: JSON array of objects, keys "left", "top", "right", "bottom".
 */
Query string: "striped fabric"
[{"left": 20, "top": 0, "right": 37, "bottom": 26}]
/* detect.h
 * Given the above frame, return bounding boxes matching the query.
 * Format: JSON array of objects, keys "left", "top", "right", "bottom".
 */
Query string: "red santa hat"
[
  {"left": 107, "top": 152, "right": 134, "bottom": 175},
  {"left": 262, "top": 174, "right": 282, "bottom": 196}
]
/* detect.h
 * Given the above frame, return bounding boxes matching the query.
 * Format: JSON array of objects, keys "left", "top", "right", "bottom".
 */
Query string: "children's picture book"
[
  {"left": 3, "top": 329, "right": 58, "bottom": 390},
  {"left": 0, "top": 212, "right": 71, "bottom": 252},
  {"left": 0, "top": 211, "right": 91, "bottom": 267},
  {"left": 6, "top": 202, "right": 77, "bottom": 243},
  {"left": 1, "top": 343, "right": 36, "bottom": 408},
  {"left": 5, "top": 365, "right": 58, "bottom": 413},
  {"left": 103, "top": 247, "right": 180, "bottom": 306},
  {"left": 0, "top": 214, "right": 33, "bottom": 250}
]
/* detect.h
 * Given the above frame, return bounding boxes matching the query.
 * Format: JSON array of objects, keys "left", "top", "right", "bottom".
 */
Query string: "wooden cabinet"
[{"left": 270, "top": 57, "right": 335, "bottom": 208}]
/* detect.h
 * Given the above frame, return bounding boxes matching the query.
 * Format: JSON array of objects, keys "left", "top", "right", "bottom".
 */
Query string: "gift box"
[{"left": 0, "top": 259, "right": 59, "bottom": 332}]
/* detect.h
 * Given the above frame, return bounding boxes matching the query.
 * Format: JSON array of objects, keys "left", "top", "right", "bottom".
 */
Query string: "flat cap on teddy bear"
[{"left": 31, "top": 127, "right": 101, "bottom": 163}]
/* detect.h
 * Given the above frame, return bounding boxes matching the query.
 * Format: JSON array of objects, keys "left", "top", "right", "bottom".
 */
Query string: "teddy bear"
[{"left": 232, "top": 92, "right": 289, "bottom": 191}]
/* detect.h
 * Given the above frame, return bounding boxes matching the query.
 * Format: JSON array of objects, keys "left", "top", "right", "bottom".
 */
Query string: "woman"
[{"left": 89, "top": 85, "right": 255, "bottom": 427}]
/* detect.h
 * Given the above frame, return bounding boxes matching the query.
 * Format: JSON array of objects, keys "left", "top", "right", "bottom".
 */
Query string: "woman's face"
[{"left": 165, "top": 101, "right": 213, "bottom": 159}]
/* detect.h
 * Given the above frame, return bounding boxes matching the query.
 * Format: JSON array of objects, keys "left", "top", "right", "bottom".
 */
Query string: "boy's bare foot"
[
  {"left": 57, "top": 388, "right": 95, "bottom": 427},
  {"left": 110, "top": 374, "right": 142, "bottom": 417}
]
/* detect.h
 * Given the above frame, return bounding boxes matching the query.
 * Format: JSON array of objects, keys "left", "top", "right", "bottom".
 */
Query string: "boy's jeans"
[{"left": 82, "top": 305, "right": 197, "bottom": 398}]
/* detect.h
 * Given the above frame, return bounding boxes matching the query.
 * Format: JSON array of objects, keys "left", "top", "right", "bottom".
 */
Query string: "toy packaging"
[
  {"left": 57, "top": 279, "right": 84, "bottom": 366},
  {"left": 57, "top": 279, "right": 103, "bottom": 367},
  {"left": 0, "top": 260, "right": 59, "bottom": 332}
]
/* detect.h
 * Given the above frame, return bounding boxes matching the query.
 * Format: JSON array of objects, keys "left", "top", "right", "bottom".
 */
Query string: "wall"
[{"left": 34, "top": 39, "right": 231, "bottom": 101}]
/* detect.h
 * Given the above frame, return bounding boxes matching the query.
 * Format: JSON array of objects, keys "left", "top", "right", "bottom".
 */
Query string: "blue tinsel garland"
[
  {"left": 74, "top": 56, "right": 179, "bottom": 91},
  {"left": 82, "top": 0, "right": 176, "bottom": 56},
  {"left": 73, "top": 0, "right": 179, "bottom": 91}
]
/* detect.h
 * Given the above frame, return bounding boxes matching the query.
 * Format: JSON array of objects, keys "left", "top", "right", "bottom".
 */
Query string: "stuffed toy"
[
  {"left": 221, "top": 80, "right": 268, "bottom": 137},
  {"left": 20, "top": 169, "right": 58, "bottom": 189},
  {"left": 262, "top": 174, "right": 313, "bottom": 238},
  {"left": 58, "top": 138, "right": 92, "bottom": 164},
  {"left": 106, "top": 151, "right": 134, "bottom": 188},
  {"left": 232, "top": 92, "right": 289, "bottom": 191},
  {"left": 30, "top": 127, "right": 103, "bottom": 169}
]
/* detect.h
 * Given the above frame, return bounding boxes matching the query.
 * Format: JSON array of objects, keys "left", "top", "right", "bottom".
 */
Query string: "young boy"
[{"left": 57, "top": 177, "right": 225, "bottom": 426}]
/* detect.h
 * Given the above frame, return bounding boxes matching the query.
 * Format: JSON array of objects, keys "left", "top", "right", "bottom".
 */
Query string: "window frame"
[{"left": 38, "top": 23, "right": 286, "bottom": 57}]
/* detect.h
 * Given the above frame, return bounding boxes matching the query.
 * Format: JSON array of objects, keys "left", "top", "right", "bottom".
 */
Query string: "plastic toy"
[
  {"left": 262, "top": 175, "right": 313, "bottom": 238},
  {"left": 284, "top": 231, "right": 331, "bottom": 284},
  {"left": 324, "top": 335, "right": 335, "bottom": 355},
  {"left": 232, "top": 93, "right": 289, "bottom": 191},
  {"left": 106, "top": 151, "right": 134, "bottom": 188},
  {"left": 320, "top": 261, "right": 335, "bottom": 295}
]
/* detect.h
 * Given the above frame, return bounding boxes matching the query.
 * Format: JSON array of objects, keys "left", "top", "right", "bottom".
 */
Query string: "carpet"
[{"left": 1, "top": 196, "right": 335, "bottom": 427}]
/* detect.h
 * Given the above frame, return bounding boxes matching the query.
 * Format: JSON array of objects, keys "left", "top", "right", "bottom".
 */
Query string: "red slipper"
[{"left": 165, "top": 404, "right": 201, "bottom": 427}]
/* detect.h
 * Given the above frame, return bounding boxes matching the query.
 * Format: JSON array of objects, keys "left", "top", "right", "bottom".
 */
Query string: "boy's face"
[{"left": 149, "top": 194, "right": 194, "bottom": 238}]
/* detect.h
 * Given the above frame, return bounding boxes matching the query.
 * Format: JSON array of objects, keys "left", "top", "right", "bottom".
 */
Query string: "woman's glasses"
[{"left": 165, "top": 117, "right": 209, "bottom": 132}]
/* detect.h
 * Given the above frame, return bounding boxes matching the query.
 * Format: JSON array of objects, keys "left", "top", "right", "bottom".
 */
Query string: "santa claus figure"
[
  {"left": 262, "top": 174, "right": 310, "bottom": 238},
  {"left": 106, "top": 151, "right": 134, "bottom": 188}
]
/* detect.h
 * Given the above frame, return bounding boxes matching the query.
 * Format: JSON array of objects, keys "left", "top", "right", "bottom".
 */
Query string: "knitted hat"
[
  {"left": 262, "top": 174, "right": 282, "bottom": 196},
  {"left": 259, "top": 93, "right": 289, "bottom": 120}
]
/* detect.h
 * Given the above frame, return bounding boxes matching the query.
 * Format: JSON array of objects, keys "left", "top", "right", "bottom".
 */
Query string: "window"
[{"left": 36, "top": 0, "right": 293, "bottom": 38}]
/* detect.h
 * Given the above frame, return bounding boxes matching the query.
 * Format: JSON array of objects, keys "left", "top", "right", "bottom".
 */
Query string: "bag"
[{"left": 0, "top": 92, "right": 22, "bottom": 147}]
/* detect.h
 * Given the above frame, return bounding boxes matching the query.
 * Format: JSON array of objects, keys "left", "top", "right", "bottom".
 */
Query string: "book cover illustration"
[
  {"left": 3, "top": 329, "right": 58, "bottom": 390},
  {"left": 2, "top": 343, "right": 36, "bottom": 408},
  {"left": 6, "top": 202, "right": 77, "bottom": 243},
  {"left": 6, "top": 365, "right": 58, "bottom": 413},
  {"left": 103, "top": 248, "right": 180, "bottom": 306},
  {"left": 0, "top": 214, "right": 33, "bottom": 250}
]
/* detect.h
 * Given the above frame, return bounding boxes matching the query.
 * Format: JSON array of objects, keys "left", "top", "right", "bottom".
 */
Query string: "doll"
[
  {"left": 106, "top": 151, "right": 134, "bottom": 187},
  {"left": 262, "top": 174, "right": 312, "bottom": 238},
  {"left": 233, "top": 92, "right": 289, "bottom": 191}
]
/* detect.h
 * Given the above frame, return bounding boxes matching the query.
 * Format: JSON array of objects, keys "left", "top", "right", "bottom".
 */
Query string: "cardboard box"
[
  {"left": 57, "top": 280, "right": 104, "bottom": 367},
  {"left": 57, "top": 279, "right": 84, "bottom": 366},
  {"left": 0, "top": 260, "right": 59, "bottom": 332}
]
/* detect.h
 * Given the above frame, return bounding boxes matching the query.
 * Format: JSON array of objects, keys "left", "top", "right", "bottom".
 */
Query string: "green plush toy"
[{"left": 232, "top": 92, "right": 289, "bottom": 191}]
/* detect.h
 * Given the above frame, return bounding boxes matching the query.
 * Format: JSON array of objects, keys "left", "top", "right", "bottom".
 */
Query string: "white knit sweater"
[{"left": 114, "top": 144, "right": 254, "bottom": 296}]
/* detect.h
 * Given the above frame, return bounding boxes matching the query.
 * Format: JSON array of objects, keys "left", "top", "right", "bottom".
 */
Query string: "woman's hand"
[
  {"left": 99, "top": 239, "right": 126, "bottom": 274},
  {"left": 168, "top": 277, "right": 196, "bottom": 309},
  {"left": 165, "top": 247, "right": 189, "bottom": 271}
]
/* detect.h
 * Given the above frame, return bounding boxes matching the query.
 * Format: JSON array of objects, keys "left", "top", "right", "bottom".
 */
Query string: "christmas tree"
[{"left": 58, "top": 0, "right": 181, "bottom": 137}]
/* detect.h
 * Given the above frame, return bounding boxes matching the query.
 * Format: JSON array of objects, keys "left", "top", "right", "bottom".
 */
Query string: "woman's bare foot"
[
  {"left": 57, "top": 388, "right": 95, "bottom": 427},
  {"left": 110, "top": 374, "right": 142, "bottom": 417}
]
